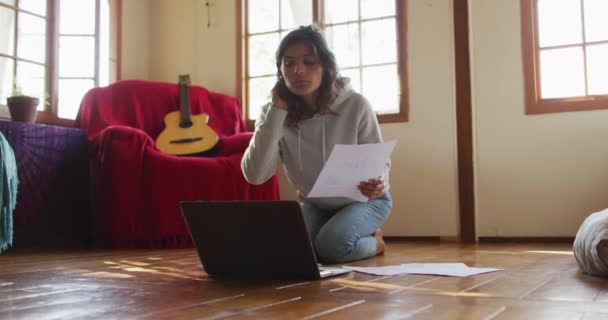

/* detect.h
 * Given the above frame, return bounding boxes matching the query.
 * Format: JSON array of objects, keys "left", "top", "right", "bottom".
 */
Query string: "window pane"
[
  {"left": 100, "top": 0, "right": 109, "bottom": 86},
  {"left": 537, "top": 0, "right": 582, "bottom": 47},
  {"left": 586, "top": 44, "right": 608, "bottom": 95},
  {"left": 16, "top": 60, "right": 45, "bottom": 109},
  {"left": 281, "top": 0, "right": 312, "bottom": 30},
  {"left": 279, "top": 30, "right": 288, "bottom": 40},
  {"left": 60, "top": 0, "right": 95, "bottom": 35},
  {"left": 248, "top": 0, "right": 279, "bottom": 33},
  {"left": 361, "top": 18, "right": 396, "bottom": 65},
  {"left": 361, "top": 0, "right": 394, "bottom": 19},
  {"left": 248, "top": 76, "right": 275, "bottom": 120},
  {"left": 0, "top": 0, "right": 15, "bottom": 5},
  {"left": 17, "top": 12, "right": 46, "bottom": 63},
  {"left": 20, "top": 0, "right": 46, "bottom": 16},
  {"left": 248, "top": 33, "right": 279, "bottom": 77},
  {"left": 58, "top": 79, "right": 93, "bottom": 119},
  {"left": 583, "top": 0, "right": 608, "bottom": 42},
  {"left": 0, "top": 57, "right": 14, "bottom": 105},
  {"left": 340, "top": 68, "right": 361, "bottom": 93},
  {"left": 325, "top": 23, "right": 359, "bottom": 68},
  {"left": 539, "top": 47, "right": 585, "bottom": 98},
  {"left": 0, "top": 8, "right": 15, "bottom": 55},
  {"left": 324, "top": 0, "right": 358, "bottom": 24},
  {"left": 362, "top": 64, "right": 399, "bottom": 114},
  {"left": 59, "top": 36, "right": 95, "bottom": 77}
]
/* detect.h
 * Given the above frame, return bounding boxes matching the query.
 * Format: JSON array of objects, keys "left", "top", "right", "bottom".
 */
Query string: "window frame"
[
  {"left": 521, "top": 0, "right": 608, "bottom": 115},
  {"left": 238, "top": 0, "right": 408, "bottom": 126},
  {"left": 0, "top": 0, "right": 120, "bottom": 127}
]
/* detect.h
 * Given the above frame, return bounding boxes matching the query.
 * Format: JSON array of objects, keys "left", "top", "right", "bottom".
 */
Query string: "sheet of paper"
[
  {"left": 343, "top": 263, "right": 502, "bottom": 277},
  {"left": 341, "top": 265, "right": 413, "bottom": 276},
  {"left": 307, "top": 140, "right": 397, "bottom": 202},
  {"left": 399, "top": 263, "right": 502, "bottom": 277}
]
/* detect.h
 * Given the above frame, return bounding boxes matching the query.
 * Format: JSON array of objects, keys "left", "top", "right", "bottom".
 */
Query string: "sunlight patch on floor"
[
  {"left": 526, "top": 250, "right": 573, "bottom": 255},
  {"left": 82, "top": 271, "right": 135, "bottom": 279}
]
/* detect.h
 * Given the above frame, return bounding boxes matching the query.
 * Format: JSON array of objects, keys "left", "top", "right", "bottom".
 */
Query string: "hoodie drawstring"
[
  {"left": 298, "top": 127, "right": 303, "bottom": 171},
  {"left": 322, "top": 117, "right": 326, "bottom": 162}
]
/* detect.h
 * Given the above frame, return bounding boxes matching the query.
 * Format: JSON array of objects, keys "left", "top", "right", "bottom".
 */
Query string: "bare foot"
[{"left": 375, "top": 229, "right": 386, "bottom": 255}]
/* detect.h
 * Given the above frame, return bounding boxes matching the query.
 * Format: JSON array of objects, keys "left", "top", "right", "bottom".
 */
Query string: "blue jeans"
[{"left": 301, "top": 192, "right": 392, "bottom": 264}]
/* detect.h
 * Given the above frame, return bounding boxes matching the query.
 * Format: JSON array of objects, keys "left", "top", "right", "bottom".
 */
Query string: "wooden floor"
[{"left": 1, "top": 241, "right": 607, "bottom": 319}]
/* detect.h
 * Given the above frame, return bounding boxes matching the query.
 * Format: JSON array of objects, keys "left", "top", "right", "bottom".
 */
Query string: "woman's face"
[{"left": 280, "top": 42, "right": 324, "bottom": 99}]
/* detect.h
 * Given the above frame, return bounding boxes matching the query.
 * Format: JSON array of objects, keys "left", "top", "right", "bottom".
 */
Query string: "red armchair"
[{"left": 75, "top": 80, "right": 279, "bottom": 248}]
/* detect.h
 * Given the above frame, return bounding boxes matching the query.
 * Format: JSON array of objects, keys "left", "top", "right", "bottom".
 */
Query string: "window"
[
  {"left": 521, "top": 0, "right": 608, "bottom": 114},
  {"left": 239, "top": 0, "right": 407, "bottom": 123},
  {"left": 0, "top": 0, "right": 117, "bottom": 125}
]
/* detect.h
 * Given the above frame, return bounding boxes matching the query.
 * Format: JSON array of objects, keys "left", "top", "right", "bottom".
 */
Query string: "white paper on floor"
[{"left": 343, "top": 263, "right": 502, "bottom": 277}]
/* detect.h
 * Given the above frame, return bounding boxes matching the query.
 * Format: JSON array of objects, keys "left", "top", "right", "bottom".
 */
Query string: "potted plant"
[{"left": 7, "top": 82, "right": 39, "bottom": 123}]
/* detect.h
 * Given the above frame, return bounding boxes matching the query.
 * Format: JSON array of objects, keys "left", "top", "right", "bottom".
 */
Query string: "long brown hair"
[{"left": 276, "top": 25, "right": 345, "bottom": 127}]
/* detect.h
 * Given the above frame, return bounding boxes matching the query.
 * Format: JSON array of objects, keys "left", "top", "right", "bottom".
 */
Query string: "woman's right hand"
[{"left": 271, "top": 82, "right": 288, "bottom": 110}]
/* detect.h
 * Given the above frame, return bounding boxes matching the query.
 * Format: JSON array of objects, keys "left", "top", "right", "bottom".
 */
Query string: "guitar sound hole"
[{"left": 179, "top": 121, "right": 193, "bottom": 128}]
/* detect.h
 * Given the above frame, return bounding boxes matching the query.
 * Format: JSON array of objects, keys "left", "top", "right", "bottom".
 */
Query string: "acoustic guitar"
[{"left": 156, "top": 75, "right": 218, "bottom": 155}]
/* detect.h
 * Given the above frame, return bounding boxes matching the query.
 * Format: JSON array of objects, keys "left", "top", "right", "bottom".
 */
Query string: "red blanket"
[{"left": 75, "top": 80, "right": 279, "bottom": 248}]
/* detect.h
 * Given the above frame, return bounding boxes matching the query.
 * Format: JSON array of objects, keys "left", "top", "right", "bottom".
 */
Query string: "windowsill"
[
  {"left": 245, "top": 112, "right": 408, "bottom": 131},
  {"left": 526, "top": 96, "right": 608, "bottom": 115},
  {"left": 0, "top": 106, "right": 75, "bottom": 127}
]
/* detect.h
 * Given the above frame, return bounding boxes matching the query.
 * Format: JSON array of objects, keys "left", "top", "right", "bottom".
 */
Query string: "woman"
[{"left": 241, "top": 25, "right": 392, "bottom": 264}]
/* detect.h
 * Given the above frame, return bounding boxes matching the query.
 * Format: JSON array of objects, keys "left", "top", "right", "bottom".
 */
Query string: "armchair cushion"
[{"left": 75, "top": 80, "right": 279, "bottom": 248}]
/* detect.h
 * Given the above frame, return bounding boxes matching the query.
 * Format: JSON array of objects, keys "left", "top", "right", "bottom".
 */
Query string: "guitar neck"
[{"left": 179, "top": 80, "right": 192, "bottom": 127}]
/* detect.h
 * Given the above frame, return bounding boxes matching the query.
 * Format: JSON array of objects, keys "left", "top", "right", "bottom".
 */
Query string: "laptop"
[{"left": 179, "top": 200, "right": 352, "bottom": 280}]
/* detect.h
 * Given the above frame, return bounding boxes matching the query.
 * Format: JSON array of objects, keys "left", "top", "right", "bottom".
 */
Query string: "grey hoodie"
[{"left": 241, "top": 85, "right": 390, "bottom": 210}]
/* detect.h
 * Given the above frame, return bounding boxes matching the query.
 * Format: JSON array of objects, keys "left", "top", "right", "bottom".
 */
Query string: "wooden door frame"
[{"left": 453, "top": 0, "right": 476, "bottom": 243}]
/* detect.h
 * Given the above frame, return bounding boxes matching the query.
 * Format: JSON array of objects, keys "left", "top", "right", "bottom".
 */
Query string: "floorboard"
[{"left": 0, "top": 242, "right": 606, "bottom": 319}]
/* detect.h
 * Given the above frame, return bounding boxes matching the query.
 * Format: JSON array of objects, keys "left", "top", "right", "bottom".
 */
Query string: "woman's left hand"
[{"left": 358, "top": 177, "right": 385, "bottom": 199}]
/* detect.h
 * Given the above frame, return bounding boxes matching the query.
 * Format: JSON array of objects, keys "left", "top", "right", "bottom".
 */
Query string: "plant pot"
[{"left": 7, "top": 96, "right": 39, "bottom": 123}]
